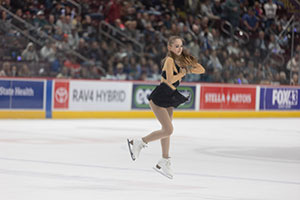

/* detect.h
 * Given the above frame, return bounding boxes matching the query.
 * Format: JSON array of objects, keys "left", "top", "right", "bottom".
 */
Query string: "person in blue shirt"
[{"left": 242, "top": 8, "right": 259, "bottom": 34}]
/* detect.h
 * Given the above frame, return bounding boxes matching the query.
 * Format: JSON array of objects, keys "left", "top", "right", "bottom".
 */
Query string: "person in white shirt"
[{"left": 264, "top": 0, "right": 277, "bottom": 28}]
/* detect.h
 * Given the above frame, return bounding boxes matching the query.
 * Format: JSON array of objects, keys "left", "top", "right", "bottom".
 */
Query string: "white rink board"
[{"left": 69, "top": 81, "right": 132, "bottom": 111}]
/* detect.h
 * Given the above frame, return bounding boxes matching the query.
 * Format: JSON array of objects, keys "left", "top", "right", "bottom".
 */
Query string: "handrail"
[
  {"left": 278, "top": 15, "right": 294, "bottom": 38},
  {"left": 9, "top": 23, "right": 43, "bottom": 46},
  {"left": 233, "top": 27, "right": 249, "bottom": 44},
  {"left": 99, "top": 21, "right": 144, "bottom": 56},
  {"left": 66, "top": 0, "right": 81, "bottom": 15},
  {"left": 221, "top": 20, "right": 232, "bottom": 36},
  {"left": 221, "top": 20, "right": 249, "bottom": 44}
]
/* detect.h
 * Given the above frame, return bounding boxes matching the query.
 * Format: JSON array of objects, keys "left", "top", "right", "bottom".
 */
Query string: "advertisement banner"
[
  {"left": 200, "top": 85, "right": 256, "bottom": 110},
  {"left": 53, "top": 81, "right": 70, "bottom": 109},
  {"left": 260, "top": 87, "right": 300, "bottom": 110},
  {"left": 0, "top": 80, "right": 11, "bottom": 108},
  {"left": 131, "top": 83, "right": 196, "bottom": 109},
  {"left": 0, "top": 79, "right": 44, "bottom": 109},
  {"left": 58, "top": 81, "right": 132, "bottom": 111}
]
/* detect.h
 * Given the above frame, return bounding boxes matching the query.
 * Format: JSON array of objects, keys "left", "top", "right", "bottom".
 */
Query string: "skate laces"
[
  {"left": 140, "top": 140, "right": 148, "bottom": 148},
  {"left": 165, "top": 159, "right": 171, "bottom": 167}
]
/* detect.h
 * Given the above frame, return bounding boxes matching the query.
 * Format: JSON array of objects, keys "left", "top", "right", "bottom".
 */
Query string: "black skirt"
[{"left": 147, "top": 82, "right": 188, "bottom": 108}]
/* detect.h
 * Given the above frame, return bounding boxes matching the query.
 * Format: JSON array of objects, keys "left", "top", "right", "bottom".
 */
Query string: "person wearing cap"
[{"left": 34, "top": 10, "right": 47, "bottom": 28}]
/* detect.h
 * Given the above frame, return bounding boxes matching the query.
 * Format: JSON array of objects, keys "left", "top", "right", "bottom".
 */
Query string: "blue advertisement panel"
[
  {"left": 260, "top": 87, "right": 300, "bottom": 110},
  {"left": 0, "top": 80, "right": 11, "bottom": 108},
  {"left": 0, "top": 79, "right": 44, "bottom": 109},
  {"left": 131, "top": 83, "right": 196, "bottom": 110}
]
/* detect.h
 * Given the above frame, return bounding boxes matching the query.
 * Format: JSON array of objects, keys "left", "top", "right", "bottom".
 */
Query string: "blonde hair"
[{"left": 162, "top": 36, "right": 197, "bottom": 67}]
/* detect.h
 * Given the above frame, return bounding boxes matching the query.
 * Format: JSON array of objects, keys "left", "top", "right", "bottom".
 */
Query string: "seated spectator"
[
  {"left": 62, "top": 15, "right": 73, "bottom": 34},
  {"left": 40, "top": 40, "right": 56, "bottom": 62},
  {"left": 81, "top": 15, "right": 97, "bottom": 40},
  {"left": 207, "top": 50, "right": 223, "bottom": 71},
  {"left": 53, "top": 26, "right": 64, "bottom": 41},
  {"left": 279, "top": 71, "right": 289, "bottom": 85},
  {"left": 115, "top": 62, "right": 127, "bottom": 80},
  {"left": 186, "top": 37, "right": 201, "bottom": 59},
  {"left": 254, "top": 1, "right": 264, "bottom": 20},
  {"left": 291, "top": 73, "right": 299, "bottom": 85},
  {"left": 87, "top": 41, "right": 102, "bottom": 61},
  {"left": 185, "top": 0, "right": 201, "bottom": 15},
  {"left": 63, "top": 56, "right": 80, "bottom": 73},
  {"left": 11, "top": 9, "right": 26, "bottom": 30},
  {"left": 127, "top": 56, "right": 141, "bottom": 80},
  {"left": 103, "top": 65, "right": 117, "bottom": 80},
  {"left": 227, "top": 40, "right": 241, "bottom": 57},
  {"left": 43, "top": 14, "right": 56, "bottom": 35},
  {"left": 104, "top": 0, "right": 122, "bottom": 25},
  {"left": 18, "top": 63, "right": 31, "bottom": 77},
  {"left": 11, "top": 64, "right": 18, "bottom": 77},
  {"left": 286, "top": 54, "right": 299, "bottom": 74},
  {"left": 56, "top": 66, "right": 70, "bottom": 79},
  {"left": 199, "top": 28, "right": 213, "bottom": 51},
  {"left": 1, "top": 0, "right": 12, "bottom": 10},
  {"left": 211, "top": 0, "right": 223, "bottom": 19},
  {"left": 201, "top": 0, "right": 220, "bottom": 21},
  {"left": 33, "top": 10, "right": 47, "bottom": 29},
  {"left": 236, "top": 72, "right": 249, "bottom": 84},
  {"left": 210, "top": 69, "right": 224, "bottom": 83},
  {"left": 76, "top": 38, "right": 89, "bottom": 58},
  {"left": 55, "top": 14, "right": 66, "bottom": 33},
  {"left": 146, "top": 62, "right": 160, "bottom": 81},
  {"left": 222, "top": 0, "right": 241, "bottom": 28},
  {"left": 68, "top": 28, "right": 80, "bottom": 50},
  {"left": 125, "top": 20, "right": 139, "bottom": 40},
  {"left": 210, "top": 28, "right": 224, "bottom": 50},
  {"left": 51, "top": 1, "right": 64, "bottom": 19},
  {"left": 0, "top": 61, "right": 11, "bottom": 76},
  {"left": 21, "top": 42, "right": 39, "bottom": 62},
  {"left": 222, "top": 70, "right": 235, "bottom": 83},
  {"left": 56, "top": 33, "right": 71, "bottom": 51},
  {"left": 254, "top": 30, "right": 268, "bottom": 57},
  {"left": 0, "top": 11, "right": 11, "bottom": 34},
  {"left": 244, "top": 60, "right": 257, "bottom": 78},
  {"left": 268, "top": 34, "right": 284, "bottom": 54}
]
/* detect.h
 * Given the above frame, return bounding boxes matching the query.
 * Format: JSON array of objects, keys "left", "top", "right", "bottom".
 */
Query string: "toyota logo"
[{"left": 55, "top": 87, "right": 68, "bottom": 103}]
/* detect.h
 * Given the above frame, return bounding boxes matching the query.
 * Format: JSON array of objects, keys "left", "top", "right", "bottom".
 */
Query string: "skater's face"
[{"left": 168, "top": 38, "right": 183, "bottom": 56}]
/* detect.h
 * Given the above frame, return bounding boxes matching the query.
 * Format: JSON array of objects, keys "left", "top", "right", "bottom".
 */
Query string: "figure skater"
[{"left": 127, "top": 36, "right": 205, "bottom": 179}]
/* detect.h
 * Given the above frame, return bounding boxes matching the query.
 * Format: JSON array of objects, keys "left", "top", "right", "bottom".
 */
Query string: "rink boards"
[{"left": 0, "top": 78, "right": 300, "bottom": 118}]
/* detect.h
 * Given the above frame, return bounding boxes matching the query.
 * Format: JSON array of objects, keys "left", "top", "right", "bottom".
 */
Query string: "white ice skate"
[
  {"left": 153, "top": 158, "right": 173, "bottom": 179},
  {"left": 127, "top": 138, "right": 147, "bottom": 161}
]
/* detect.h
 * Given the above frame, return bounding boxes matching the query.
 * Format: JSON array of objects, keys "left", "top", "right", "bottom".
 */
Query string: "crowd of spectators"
[{"left": 0, "top": 0, "right": 299, "bottom": 85}]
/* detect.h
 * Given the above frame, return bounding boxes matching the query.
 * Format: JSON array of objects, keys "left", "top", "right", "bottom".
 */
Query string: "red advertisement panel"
[
  {"left": 53, "top": 81, "right": 69, "bottom": 109},
  {"left": 200, "top": 86, "right": 256, "bottom": 110}
]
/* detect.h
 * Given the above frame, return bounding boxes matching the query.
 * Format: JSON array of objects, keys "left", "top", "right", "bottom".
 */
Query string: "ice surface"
[{"left": 0, "top": 118, "right": 299, "bottom": 200}]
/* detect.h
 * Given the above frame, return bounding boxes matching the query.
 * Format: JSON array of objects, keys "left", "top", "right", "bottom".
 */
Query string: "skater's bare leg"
[
  {"left": 142, "top": 101, "right": 173, "bottom": 144},
  {"left": 161, "top": 107, "right": 173, "bottom": 158}
]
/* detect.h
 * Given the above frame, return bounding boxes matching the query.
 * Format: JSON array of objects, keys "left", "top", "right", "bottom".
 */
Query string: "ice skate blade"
[
  {"left": 153, "top": 167, "right": 173, "bottom": 179},
  {"left": 127, "top": 139, "right": 136, "bottom": 161}
]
